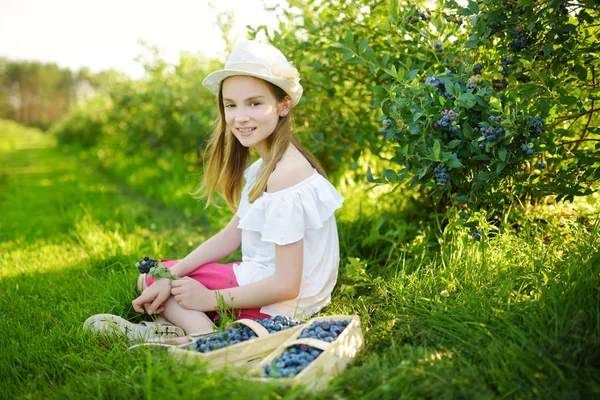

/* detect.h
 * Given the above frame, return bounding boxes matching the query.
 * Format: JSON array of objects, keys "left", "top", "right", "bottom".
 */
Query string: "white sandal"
[{"left": 83, "top": 313, "right": 185, "bottom": 342}]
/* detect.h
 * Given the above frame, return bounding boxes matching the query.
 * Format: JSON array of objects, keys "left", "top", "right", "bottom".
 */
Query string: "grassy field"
[{"left": 1, "top": 119, "right": 599, "bottom": 399}]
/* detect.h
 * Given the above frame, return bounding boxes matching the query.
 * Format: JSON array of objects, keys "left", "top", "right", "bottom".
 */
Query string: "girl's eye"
[
  {"left": 251, "top": 102, "right": 261, "bottom": 106},
  {"left": 224, "top": 104, "right": 235, "bottom": 108}
]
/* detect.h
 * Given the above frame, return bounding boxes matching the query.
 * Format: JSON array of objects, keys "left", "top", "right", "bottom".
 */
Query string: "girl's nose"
[{"left": 235, "top": 108, "right": 251, "bottom": 123}]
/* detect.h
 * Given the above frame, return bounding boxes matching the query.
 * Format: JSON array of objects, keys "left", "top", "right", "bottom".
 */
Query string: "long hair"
[{"left": 200, "top": 78, "right": 327, "bottom": 211}]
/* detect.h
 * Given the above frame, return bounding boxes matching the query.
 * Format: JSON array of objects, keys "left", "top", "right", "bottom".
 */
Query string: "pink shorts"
[{"left": 145, "top": 260, "right": 271, "bottom": 321}]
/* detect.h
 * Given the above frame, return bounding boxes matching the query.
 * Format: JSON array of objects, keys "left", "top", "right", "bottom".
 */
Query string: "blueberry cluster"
[
  {"left": 434, "top": 165, "right": 450, "bottom": 185},
  {"left": 528, "top": 115, "right": 544, "bottom": 137},
  {"left": 263, "top": 320, "right": 350, "bottom": 378},
  {"left": 136, "top": 256, "right": 157, "bottom": 274},
  {"left": 407, "top": 9, "right": 431, "bottom": 24},
  {"left": 434, "top": 109, "right": 459, "bottom": 133},
  {"left": 425, "top": 76, "right": 455, "bottom": 100},
  {"left": 444, "top": 15, "right": 463, "bottom": 25},
  {"left": 298, "top": 320, "right": 349, "bottom": 341},
  {"left": 492, "top": 78, "right": 508, "bottom": 91},
  {"left": 501, "top": 0, "right": 512, "bottom": 11},
  {"left": 473, "top": 63, "right": 483, "bottom": 75},
  {"left": 534, "top": 162, "right": 547, "bottom": 169},
  {"left": 509, "top": 33, "right": 529, "bottom": 52},
  {"left": 481, "top": 116, "right": 505, "bottom": 142},
  {"left": 264, "top": 344, "right": 323, "bottom": 378},
  {"left": 520, "top": 143, "right": 534, "bottom": 156},
  {"left": 501, "top": 56, "right": 515, "bottom": 77},
  {"left": 434, "top": 43, "right": 443, "bottom": 56},
  {"left": 469, "top": 227, "right": 482, "bottom": 241},
  {"left": 380, "top": 118, "right": 393, "bottom": 135},
  {"left": 189, "top": 316, "right": 303, "bottom": 353}
]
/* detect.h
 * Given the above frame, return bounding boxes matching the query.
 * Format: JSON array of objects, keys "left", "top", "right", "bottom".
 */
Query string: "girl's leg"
[
  {"left": 161, "top": 295, "right": 215, "bottom": 335},
  {"left": 137, "top": 272, "right": 214, "bottom": 335}
]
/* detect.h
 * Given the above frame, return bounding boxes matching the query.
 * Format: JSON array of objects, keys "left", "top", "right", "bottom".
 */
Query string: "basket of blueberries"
[
  {"left": 250, "top": 315, "right": 364, "bottom": 391},
  {"left": 169, "top": 315, "right": 305, "bottom": 370}
]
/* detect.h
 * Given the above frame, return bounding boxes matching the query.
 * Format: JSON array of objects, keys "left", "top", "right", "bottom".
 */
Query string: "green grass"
[{"left": 1, "top": 119, "right": 599, "bottom": 399}]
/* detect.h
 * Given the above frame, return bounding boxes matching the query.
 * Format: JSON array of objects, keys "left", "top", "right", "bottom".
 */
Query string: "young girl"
[{"left": 84, "top": 41, "right": 344, "bottom": 342}]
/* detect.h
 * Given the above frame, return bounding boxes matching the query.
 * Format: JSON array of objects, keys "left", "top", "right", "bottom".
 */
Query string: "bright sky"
[{"left": 0, "top": 0, "right": 280, "bottom": 78}]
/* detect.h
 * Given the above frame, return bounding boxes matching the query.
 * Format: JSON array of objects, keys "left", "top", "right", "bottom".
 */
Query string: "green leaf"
[
  {"left": 560, "top": 95, "right": 578, "bottom": 105},
  {"left": 384, "top": 169, "right": 397, "bottom": 181},
  {"left": 366, "top": 167, "right": 384, "bottom": 183},
  {"left": 574, "top": 64, "right": 588, "bottom": 81},
  {"left": 447, "top": 139, "right": 462, "bottom": 149},
  {"left": 344, "top": 32, "right": 354, "bottom": 46},
  {"left": 456, "top": 195, "right": 469, "bottom": 204},
  {"left": 463, "top": 123, "right": 474, "bottom": 140},
  {"left": 458, "top": 92, "right": 476, "bottom": 109},
  {"left": 447, "top": 157, "right": 463, "bottom": 168},
  {"left": 444, "top": 81, "right": 456, "bottom": 97},
  {"left": 468, "top": 1, "right": 480, "bottom": 14},
  {"left": 358, "top": 38, "right": 369, "bottom": 54},
  {"left": 498, "top": 147, "right": 507, "bottom": 162},
  {"left": 465, "top": 34, "right": 479, "bottom": 48},
  {"left": 433, "top": 140, "right": 441, "bottom": 160}
]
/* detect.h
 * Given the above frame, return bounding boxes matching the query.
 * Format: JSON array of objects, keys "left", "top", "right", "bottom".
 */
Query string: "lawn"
[{"left": 1, "top": 120, "right": 599, "bottom": 399}]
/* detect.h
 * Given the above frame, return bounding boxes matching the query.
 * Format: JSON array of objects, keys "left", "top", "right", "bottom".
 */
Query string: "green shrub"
[
  {"left": 51, "top": 94, "right": 112, "bottom": 147},
  {"left": 254, "top": 0, "right": 600, "bottom": 219}
]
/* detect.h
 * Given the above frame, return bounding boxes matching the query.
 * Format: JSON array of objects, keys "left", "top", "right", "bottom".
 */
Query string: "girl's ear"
[{"left": 279, "top": 96, "right": 292, "bottom": 117}]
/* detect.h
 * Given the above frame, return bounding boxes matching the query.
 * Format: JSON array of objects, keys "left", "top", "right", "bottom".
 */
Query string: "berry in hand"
[{"left": 135, "top": 256, "right": 157, "bottom": 274}]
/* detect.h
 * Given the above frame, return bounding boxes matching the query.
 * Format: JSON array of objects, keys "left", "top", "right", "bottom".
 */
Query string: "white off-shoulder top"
[{"left": 234, "top": 158, "right": 344, "bottom": 318}]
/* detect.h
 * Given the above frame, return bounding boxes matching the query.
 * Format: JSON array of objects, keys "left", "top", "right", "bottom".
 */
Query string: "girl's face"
[{"left": 222, "top": 75, "right": 290, "bottom": 157}]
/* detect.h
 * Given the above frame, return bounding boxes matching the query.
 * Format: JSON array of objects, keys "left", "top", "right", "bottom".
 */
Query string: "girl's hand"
[
  {"left": 170, "top": 277, "right": 214, "bottom": 311},
  {"left": 132, "top": 278, "right": 171, "bottom": 314}
]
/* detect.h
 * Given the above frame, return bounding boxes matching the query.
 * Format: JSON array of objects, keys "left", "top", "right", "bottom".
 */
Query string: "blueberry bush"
[{"left": 254, "top": 0, "right": 600, "bottom": 219}]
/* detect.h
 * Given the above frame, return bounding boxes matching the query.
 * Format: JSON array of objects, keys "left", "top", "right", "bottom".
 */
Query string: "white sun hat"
[{"left": 202, "top": 40, "right": 303, "bottom": 106}]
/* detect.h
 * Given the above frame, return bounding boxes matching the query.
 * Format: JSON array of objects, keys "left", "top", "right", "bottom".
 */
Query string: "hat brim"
[{"left": 202, "top": 69, "right": 303, "bottom": 107}]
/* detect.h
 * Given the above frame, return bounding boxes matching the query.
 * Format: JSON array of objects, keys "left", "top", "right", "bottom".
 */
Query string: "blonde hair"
[{"left": 200, "top": 79, "right": 327, "bottom": 211}]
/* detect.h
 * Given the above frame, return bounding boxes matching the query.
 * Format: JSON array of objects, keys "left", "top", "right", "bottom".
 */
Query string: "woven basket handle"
[
  {"left": 283, "top": 337, "right": 330, "bottom": 351},
  {"left": 227, "top": 318, "right": 270, "bottom": 338}
]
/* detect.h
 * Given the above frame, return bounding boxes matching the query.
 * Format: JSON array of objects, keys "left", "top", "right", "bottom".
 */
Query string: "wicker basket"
[
  {"left": 249, "top": 315, "right": 364, "bottom": 391},
  {"left": 168, "top": 318, "right": 303, "bottom": 371}
]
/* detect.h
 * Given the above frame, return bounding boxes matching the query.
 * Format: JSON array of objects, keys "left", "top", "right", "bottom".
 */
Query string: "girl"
[{"left": 84, "top": 41, "right": 344, "bottom": 342}]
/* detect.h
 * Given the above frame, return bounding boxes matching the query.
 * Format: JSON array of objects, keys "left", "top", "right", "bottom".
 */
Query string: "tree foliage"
[
  {"left": 0, "top": 58, "right": 114, "bottom": 128},
  {"left": 253, "top": 0, "right": 599, "bottom": 218}
]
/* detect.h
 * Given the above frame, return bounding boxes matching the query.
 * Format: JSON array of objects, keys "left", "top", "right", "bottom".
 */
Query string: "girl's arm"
[
  {"left": 132, "top": 215, "right": 242, "bottom": 314},
  {"left": 171, "top": 239, "right": 304, "bottom": 311}
]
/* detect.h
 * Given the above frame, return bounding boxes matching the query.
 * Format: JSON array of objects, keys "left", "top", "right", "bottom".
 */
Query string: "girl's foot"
[{"left": 83, "top": 313, "right": 185, "bottom": 342}]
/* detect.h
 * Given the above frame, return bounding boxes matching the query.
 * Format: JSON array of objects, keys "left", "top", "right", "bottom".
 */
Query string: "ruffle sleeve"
[{"left": 237, "top": 174, "right": 344, "bottom": 246}]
